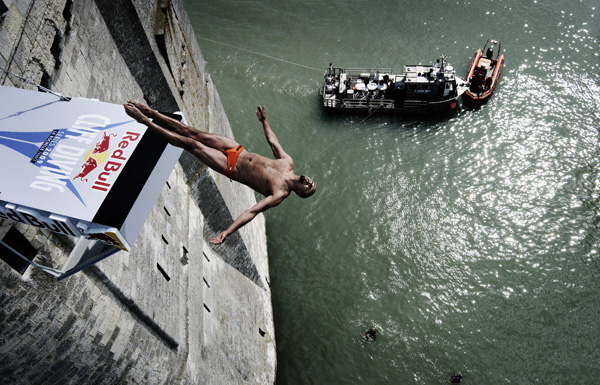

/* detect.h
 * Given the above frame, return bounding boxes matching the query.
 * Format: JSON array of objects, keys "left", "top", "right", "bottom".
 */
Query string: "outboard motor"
[{"left": 486, "top": 47, "right": 494, "bottom": 59}]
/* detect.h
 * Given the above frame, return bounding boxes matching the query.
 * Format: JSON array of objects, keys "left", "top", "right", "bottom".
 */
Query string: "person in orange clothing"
[{"left": 124, "top": 100, "right": 316, "bottom": 244}]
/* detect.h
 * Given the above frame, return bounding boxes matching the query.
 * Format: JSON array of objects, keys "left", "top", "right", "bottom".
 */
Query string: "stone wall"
[{"left": 0, "top": 0, "right": 275, "bottom": 384}]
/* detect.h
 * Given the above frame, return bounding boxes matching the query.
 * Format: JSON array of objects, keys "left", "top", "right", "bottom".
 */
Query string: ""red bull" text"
[{"left": 91, "top": 131, "right": 141, "bottom": 192}]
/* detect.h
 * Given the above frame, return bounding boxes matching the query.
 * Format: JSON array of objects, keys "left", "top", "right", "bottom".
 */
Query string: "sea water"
[{"left": 184, "top": 0, "right": 600, "bottom": 383}]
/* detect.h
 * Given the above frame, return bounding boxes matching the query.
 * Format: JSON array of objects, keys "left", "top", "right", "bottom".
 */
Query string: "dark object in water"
[{"left": 364, "top": 327, "right": 377, "bottom": 340}]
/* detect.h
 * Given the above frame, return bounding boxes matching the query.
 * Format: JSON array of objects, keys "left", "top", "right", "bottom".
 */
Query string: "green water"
[{"left": 183, "top": 0, "right": 600, "bottom": 383}]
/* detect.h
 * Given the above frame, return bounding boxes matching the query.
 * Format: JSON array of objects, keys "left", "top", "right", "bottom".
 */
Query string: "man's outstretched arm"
[
  {"left": 256, "top": 106, "right": 292, "bottom": 163},
  {"left": 209, "top": 192, "right": 287, "bottom": 244}
]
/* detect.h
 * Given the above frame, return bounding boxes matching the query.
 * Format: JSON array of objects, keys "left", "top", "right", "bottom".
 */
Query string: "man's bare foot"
[
  {"left": 124, "top": 102, "right": 151, "bottom": 126},
  {"left": 127, "top": 99, "right": 158, "bottom": 119}
]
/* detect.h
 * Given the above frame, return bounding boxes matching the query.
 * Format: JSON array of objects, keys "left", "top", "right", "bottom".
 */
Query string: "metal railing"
[
  {"left": 341, "top": 98, "right": 394, "bottom": 109},
  {"left": 343, "top": 68, "right": 393, "bottom": 77}
]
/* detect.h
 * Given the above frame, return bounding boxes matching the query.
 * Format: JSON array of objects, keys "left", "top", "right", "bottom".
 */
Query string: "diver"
[{"left": 124, "top": 100, "right": 316, "bottom": 244}]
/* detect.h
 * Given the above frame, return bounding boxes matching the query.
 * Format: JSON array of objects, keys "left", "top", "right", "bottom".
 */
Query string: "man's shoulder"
[
  {"left": 272, "top": 157, "right": 295, "bottom": 175},
  {"left": 269, "top": 183, "right": 292, "bottom": 202},
  {"left": 272, "top": 186, "right": 291, "bottom": 198},
  {"left": 257, "top": 190, "right": 288, "bottom": 211}
]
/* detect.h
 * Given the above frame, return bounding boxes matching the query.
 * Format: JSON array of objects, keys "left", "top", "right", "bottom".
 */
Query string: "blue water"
[{"left": 184, "top": 0, "right": 600, "bottom": 383}]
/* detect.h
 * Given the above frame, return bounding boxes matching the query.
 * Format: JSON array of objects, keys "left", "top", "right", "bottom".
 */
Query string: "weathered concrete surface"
[{"left": 0, "top": 0, "right": 275, "bottom": 384}]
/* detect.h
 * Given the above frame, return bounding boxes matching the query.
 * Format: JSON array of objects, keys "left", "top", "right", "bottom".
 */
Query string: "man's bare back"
[{"left": 124, "top": 100, "right": 316, "bottom": 244}]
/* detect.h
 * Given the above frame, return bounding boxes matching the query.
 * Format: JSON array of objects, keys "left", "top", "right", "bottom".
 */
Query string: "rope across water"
[{"left": 196, "top": 35, "right": 323, "bottom": 72}]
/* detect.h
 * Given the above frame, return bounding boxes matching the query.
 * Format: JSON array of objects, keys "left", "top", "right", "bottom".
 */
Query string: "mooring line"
[
  {"left": 297, "top": 106, "right": 385, "bottom": 170},
  {"left": 195, "top": 35, "right": 383, "bottom": 170},
  {"left": 196, "top": 35, "right": 323, "bottom": 72}
]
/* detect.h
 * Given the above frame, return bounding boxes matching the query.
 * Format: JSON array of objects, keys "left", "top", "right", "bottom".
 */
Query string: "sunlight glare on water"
[{"left": 184, "top": 0, "right": 600, "bottom": 383}]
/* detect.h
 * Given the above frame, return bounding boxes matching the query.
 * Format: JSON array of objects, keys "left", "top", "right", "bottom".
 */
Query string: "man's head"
[{"left": 295, "top": 175, "right": 316, "bottom": 198}]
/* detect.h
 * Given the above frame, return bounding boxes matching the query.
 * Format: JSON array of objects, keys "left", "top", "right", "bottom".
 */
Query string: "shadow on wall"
[
  {"left": 93, "top": 0, "right": 177, "bottom": 112},
  {"left": 178, "top": 151, "right": 264, "bottom": 289}
]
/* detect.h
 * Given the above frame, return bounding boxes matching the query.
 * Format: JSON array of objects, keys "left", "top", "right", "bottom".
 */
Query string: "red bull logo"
[
  {"left": 73, "top": 131, "right": 116, "bottom": 182},
  {"left": 72, "top": 130, "right": 141, "bottom": 192}
]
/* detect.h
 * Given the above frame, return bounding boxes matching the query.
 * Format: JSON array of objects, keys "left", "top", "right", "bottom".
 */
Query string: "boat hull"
[{"left": 323, "top": 94, "right": 460, "bottom": 114}]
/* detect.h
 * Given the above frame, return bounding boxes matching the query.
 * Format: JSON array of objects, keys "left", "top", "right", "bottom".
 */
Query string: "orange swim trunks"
[{"left": 223, "top": 145, "right": 244, "bottom": 178}]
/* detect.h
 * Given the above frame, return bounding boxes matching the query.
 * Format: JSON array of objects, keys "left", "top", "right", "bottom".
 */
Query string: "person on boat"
[
  {"left": 486, "top": 46, "right": 494, "bottom": 60},
  {"left": 484, "top": 76, "right": 493, "bottom": 90},
  {"left": 450, "top": 373, "right": 463, "bottom": 383},
  {"left": 364, "top": 327, "right": 377, "bottom": 340},
  {"left": 124, "top": 100, "right": 316, "bottom": 244}
]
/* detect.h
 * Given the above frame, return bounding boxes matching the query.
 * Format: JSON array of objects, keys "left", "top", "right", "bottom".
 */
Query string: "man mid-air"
[{"left": 124, "top": 100, "right": 316, "bottom": 244}]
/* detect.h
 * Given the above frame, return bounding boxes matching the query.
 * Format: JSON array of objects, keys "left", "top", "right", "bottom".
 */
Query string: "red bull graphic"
[
  {"left": 93, "top": 131, "right": 116, "bottom": 153},
  {"left": 1, "top": 85, "right": 182, "bottom": 277},
  {"left": 73, "top": 157, "right": 98, "bottom": 182},
  {"left": 72, "top": 132, "right": 117, "bottom": 182},
  {"left": 71, "top": 130, "right": 141, "bottom": 192}
]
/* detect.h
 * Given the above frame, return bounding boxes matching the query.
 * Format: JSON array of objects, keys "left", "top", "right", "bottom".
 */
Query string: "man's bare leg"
[
  {"left": 127, "top": 100, "right": 239, "bottom": 151},
  {"left": 124, "top": 102, "right": 188, "bottom": 147},
  {"left": 124, "top": 102, "right": 229, "bottom": 174}
]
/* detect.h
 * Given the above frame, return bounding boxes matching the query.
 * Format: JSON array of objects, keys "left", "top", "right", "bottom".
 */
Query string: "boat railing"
[
  {"left": 342, "top": 98, "right": 394, "bottom": 109},
  {"left": 344, "top": 68, "right": 393, "bottom": 77}
]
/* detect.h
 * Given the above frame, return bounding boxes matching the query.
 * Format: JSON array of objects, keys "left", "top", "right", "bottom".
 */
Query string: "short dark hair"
[{"left": 297, "top": 187, "right": 316, "bottom": 199}]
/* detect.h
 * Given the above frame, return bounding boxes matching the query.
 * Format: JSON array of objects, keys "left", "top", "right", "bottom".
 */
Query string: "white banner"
[{"left": 0, "top": 86, "right": 182, "bottom": 251}]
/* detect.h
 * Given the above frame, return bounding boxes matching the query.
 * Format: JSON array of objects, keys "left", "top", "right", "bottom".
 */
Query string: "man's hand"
[
  {"left": 256, "top": 105, "right": 267, "bottom": 122},
  {"left": 209, "top": 232, "right": 227, "bottom": 245},
  {"left": 256, "top": 105, "right": 291, "bottom": 162}
]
